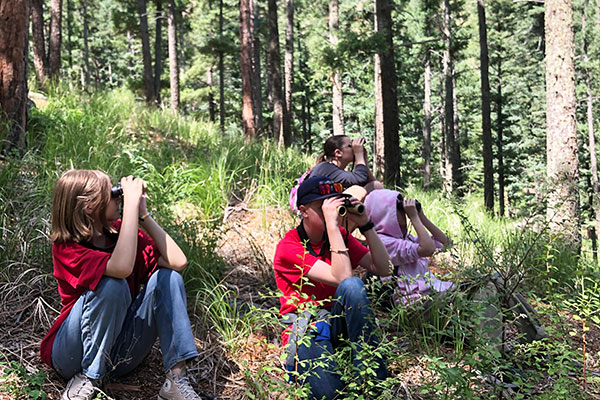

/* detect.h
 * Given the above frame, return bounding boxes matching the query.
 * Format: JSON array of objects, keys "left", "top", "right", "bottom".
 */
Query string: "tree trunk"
[
  {"left": 251, "top": 0, "right": 262, "bottom": 135},
  {"left": 478, "top": 0, "right": 494, "bottom": 211},
  {"left": 442, "top": 0, "right": 461, "bottom": 195},
  {"left": 218, "top": 0, "right": 225, "bottom": 133},
  {"left": 0, "top": 0, "right": 29, "bottom": 155},
  {"left": 66, "top": 0, "right": 73, "bottom": 88},
  {"left": 154, "top": 0, "right": 163, "bottom": 104},
  {"left": 283, "top": 0, "right": 293, "bottom": 144},
  {"left": 496, "top": 59, "right": 505, "bottom": 216},
  {"left": 240, "top": 0, "right": 256, "bottom": 139},
  {"left": 138, "top": 0, "right": 155, "bottom": 104},
  {"left": 329, "top": 0, "right": 344, "bottom": 136},
  {"left": 297, "top": 20, "right": 310, "bottom": 151},
  {"left": 545, "top": 0, "right": 580, "bottom": 250},
  {"left": 583, "top": 0, "right": 599, "bottom": 261},
  {"left": 48, "top": 0, "right": 62, "bottom": 79},
  {"left": 31, "top": 0, "right": 48, "bottom": 87},
  {"left": 167, "top": 0, "right": 179, "bottom": 112},
  {"left": 267, "top": 0, "right": 285, "bottom": 145},
  {"left": 374, "top": 0, "right": 400, "bottom": 186},
  {"left": 423, "top": 47, "right": 432, "bottom": 188},
  {"left": 207, "top": 66, "right": 216, "bottom": 122},
  {"left": 82, "top": 0, "right": 91, "bottom": 87}
]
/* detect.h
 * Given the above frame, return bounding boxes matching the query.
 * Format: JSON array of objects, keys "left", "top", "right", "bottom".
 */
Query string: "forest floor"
[{"left": 2, "top": 204, "right": 600, "bottom": 399}]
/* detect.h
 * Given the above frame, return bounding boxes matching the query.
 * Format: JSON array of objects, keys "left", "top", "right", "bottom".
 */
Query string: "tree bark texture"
[
  {"left": 423, "top": 47, "right": 432, "bottom": 188},
  {"left": 31, "top": 0, "right": 48, "bottom": 86},
  {"left": 167, "top": 0, "right": 179, "bottom": 112},
  {"left": 496, "top": 59, "right": 505, "bottom": 216},
  {"left": 48, "top": 0, "right": 62, "bottom": 79},
  {"left": 478, "top": 0, "right": 494, "bottom": 211},
  {"left": 329, "top": 0, "right": 344, "bottom": 136},
  {"left": 251, "top": 0, "right": 262, "bottom": 135},
  {"left": 82, "top": 0, "right": 90, "bottom": 87},
  {"left": 240, "top": 0, "right": 256, "bottom": 139},
  {"left": 154, "top": 0, "right": 163, "bottom": 104},
  {"left": 138, "top": 0, "right": 155, "bottom": 104},
  {"left": 283, "top": 0, "right": 293, "bottom": 144},
  {"left": 583, "top": 1, "right": 599, "bottom": 259},
  {"left": 267, "top": 0, "right": 286, "bottom": 145},
  {"left": 0, "top": 0, "right": 29, "bottom": 154},
  {"left": 442, "top": 0, "right": 461, "bottom": 195},
  {"left": 545, "top": 0, "right": 580, "bottom": 249},
  {"left": 374, "top": 0, "right": 400, "bottom": 186},
  {"left": 218, "top": 0, "right": 225, "bottom": 133}
]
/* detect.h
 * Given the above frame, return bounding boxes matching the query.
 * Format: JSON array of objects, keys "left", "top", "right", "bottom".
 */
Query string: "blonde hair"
[{"left": 51, "top": 169, "right": 114, "bottom": 244}]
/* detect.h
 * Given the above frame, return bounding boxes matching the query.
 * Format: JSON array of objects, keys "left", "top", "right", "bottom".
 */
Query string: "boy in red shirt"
[{"left": 273, "top": 176, "right": 391, "bottom": 399}]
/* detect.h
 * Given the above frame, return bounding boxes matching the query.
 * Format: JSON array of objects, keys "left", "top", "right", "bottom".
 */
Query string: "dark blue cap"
[{"left": 296, "top": 176, "right": 348, "bottom": 207}]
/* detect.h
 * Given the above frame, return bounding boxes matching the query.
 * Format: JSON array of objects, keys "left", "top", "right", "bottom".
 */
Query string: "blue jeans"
[
  {"left": 291, "top": 277, "right": 387, "bottom": 400},
  {"left": 51, "top": 269, "right": 199, "bottom": 380}
]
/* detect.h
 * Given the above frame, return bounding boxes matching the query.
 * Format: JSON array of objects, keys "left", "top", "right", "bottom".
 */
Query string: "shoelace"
[
  {"left": 174, "top": 375, "right": 200, "bottom": 400},
  {"left": 74, "top": 378, "right": 95, "bottom": 399}
]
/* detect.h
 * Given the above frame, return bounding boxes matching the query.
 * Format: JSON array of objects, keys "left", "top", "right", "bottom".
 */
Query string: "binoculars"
[
  {"left": 337, "top": 199, "right": 365, "bottom": 216},
  {"left": 396, "top": 198, "right": 422, "bottom": 213},
  {"left": 111, "top": 180, "right": 147, "bottom": 198}
]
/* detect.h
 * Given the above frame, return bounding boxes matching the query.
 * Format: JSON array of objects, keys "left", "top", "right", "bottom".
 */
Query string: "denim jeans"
[
  {"left": 51, "top": 269, "right": 199, "bottom": 380},
  {"left": 291, "top": 277, "right": 387, "bottom": 400}
]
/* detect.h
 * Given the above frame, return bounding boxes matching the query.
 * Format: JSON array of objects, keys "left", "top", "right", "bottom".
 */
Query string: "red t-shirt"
[
  {"left": 40, "top": 221, "right": 161, "bottom": 367},
  {"left": 273, "top": 226, "right": 369, "bottom": 345}
]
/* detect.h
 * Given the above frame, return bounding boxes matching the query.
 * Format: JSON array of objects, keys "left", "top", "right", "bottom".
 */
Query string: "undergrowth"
[{"left": 1, "top": 88, "right": 599, "bottom": 399}]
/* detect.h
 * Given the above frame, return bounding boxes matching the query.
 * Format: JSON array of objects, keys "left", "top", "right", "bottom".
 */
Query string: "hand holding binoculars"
[
  {"left": 111, "top": 179, "right": 148, "bottom": 198},
  {"left": 337, "top": 198, "right": 365, "bottom": 217}
]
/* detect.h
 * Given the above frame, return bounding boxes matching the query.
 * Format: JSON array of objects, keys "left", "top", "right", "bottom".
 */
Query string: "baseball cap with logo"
[{"left": 296, "top": 176, "right": 349, "bottom": 208}]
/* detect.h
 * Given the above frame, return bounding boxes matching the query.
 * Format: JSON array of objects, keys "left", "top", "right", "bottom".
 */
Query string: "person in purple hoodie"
[
  {"left": 364, "top": 188, "right": 548, "bottom": 343},
  {"left": 364, "top": 188, "right": 453, "bottom": 305}
]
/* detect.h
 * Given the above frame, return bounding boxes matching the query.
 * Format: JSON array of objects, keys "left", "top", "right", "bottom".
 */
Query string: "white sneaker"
[
  {"left": 61, "top": 372, "right": 98, "bottom": 400},
  {"left": 158, "top": 370, "right": 202, "bottom": 400}
]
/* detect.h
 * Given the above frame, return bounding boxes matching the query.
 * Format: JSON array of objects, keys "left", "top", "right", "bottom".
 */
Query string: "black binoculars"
[
  {"left": 396, "top": 197, "right": 422, "bottom": 213},
  {"left": 111, "top": 180, "right": 147, "bottom": 198},
  {"left": 337, "top": 199, "right": 365, "bottom": 216}
]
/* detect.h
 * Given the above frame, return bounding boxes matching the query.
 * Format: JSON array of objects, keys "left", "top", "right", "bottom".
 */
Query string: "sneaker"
[
  {"left": 158, "top": 370, "right": 202, "bottom": 400},
  {"left": 61, "top": 372, "right": 97, "bottom": 400}
]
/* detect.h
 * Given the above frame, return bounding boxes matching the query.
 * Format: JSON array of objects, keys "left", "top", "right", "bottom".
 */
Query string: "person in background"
[
  {"left": 274, "top": 176, "right": 391, "bottom": 399},
  {"left": 41, "top": 170, "right": 203, "bottom": 400}
]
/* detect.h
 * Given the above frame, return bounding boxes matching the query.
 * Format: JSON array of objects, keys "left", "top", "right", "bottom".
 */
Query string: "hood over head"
[{"left": 364, "top": 189, "right": 403, "bottom": 238}]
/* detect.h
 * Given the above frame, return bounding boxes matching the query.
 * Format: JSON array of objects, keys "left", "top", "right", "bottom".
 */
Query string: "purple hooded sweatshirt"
[{"left": 365, "top": 189, "right": 454, "bottom": 304}]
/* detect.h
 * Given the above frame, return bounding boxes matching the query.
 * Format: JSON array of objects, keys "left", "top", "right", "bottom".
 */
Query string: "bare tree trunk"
[
  {"left": 374, "top": 0, "right": 400, "bottom": 186},
  {"left": 423, "top": 47, "right": 432, "bottom": 188},
  {"left": 167, "top": 0, "right": 179, "bottom": 112},
  {"left": 31, "top": 0, "right": 48, "bottom": 87},
  {"left": 218, "top": 0, "right": 225, "bottom": 133},
  {"left": 329, "top": 0, "right": 344, "bottom": 136},
  {"left": 283, "top": 0, "right": 293, "bottom": 144},
  {"left": 496, "top": 60, "right": 505, "bottom": 216},
  {"left": 154, "top": 0, "right": 163, "bottom": 104},
  {"left": 82, "top": 0, "right": 90, "bottom": 87},
  {"left": 442, "top": 0, "right": 461, "bottom": 195},
  {"left": 583, "top": 0, "right": 599, "bottom": 261},
  {"left": 0, "top": 0, "right": 29, "bottom": 155},
  {"left": 478, "top": 0, "right": 494, "bottom": 211},
  {"left": 267, "top": 0, "right": 285, "bottom": 145},
  {"left": 240, "top": 0, "right": 256, "bottom": 139},
  {"left": 66, "top": 0, "right": 73, "bottom": 88},
  {"left": 251, "top": 0, "right": 262, "bottom": 135},
  {"left": 545, "top": 0, "right": 580, "bottom": 250},
  {"left": 138, "top": 0, "right": 155, "bottom": 104},
  {"left": 48, "top": 0, "right": 62, "bottom": 79}
]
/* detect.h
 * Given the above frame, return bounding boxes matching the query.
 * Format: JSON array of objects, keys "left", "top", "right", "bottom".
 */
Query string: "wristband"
[
  {"left": 330, "top": 248, "right": 349, "bottom": 254},
  {"left": 358, "top": 220, "right": 375, "bottom": 234},
  {"left": 139, "top": 211, "right": 151, "bottom": 222}
]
